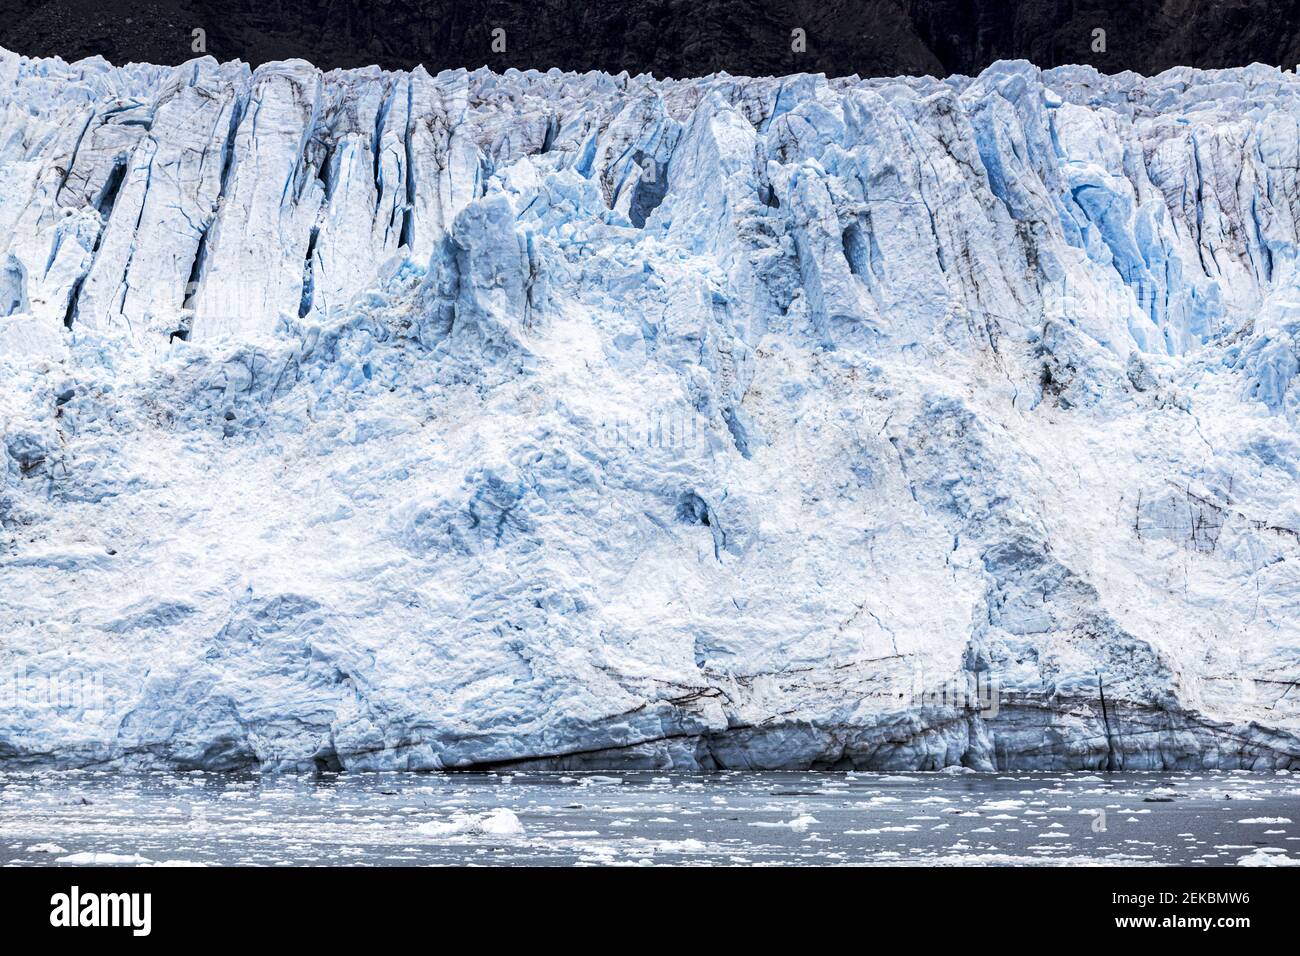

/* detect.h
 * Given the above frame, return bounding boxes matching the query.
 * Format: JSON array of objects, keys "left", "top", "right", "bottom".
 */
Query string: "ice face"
[{"left": 0, "top": 47, "right": 1298, "bottom": 771}]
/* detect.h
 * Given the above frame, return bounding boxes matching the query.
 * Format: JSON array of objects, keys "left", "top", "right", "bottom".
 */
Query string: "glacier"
[{"left": 1, "top": 47, "right": 1299, "bottom": 772}]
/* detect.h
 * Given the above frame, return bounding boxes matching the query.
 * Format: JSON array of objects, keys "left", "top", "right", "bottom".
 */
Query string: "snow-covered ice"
[
  {"left": 54, "top": 851, "right": 152, "bottom": 865},
  {"left": 415, "top": 807, "right": 524, "bottom": 837},
  {"left": 1, "top": 46, "right": 1299, "bottom": 771}
]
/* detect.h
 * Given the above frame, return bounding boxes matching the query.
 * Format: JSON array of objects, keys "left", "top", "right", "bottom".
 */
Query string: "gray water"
[{"left": 2, "top": 770, "right": 1298, "bottom": 866}]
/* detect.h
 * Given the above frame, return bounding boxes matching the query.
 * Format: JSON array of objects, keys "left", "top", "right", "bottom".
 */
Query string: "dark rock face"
[{"left": 3, "top": 0, "right": 1298, "bottom": 77}]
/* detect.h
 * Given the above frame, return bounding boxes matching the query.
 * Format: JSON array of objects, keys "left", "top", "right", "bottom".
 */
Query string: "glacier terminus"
[{"left": 1, "top": 46, "right": 1299, "bottom": 773}]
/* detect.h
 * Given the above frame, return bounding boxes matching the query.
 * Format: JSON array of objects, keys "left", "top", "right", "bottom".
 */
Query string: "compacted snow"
[{"left": 1, "top": 47, "right": 1298, "bottom": 771}]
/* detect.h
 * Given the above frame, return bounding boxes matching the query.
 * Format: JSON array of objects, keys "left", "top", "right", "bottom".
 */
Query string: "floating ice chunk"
[
  {"left": 655, "top": 838, "right": 708, "bottom": 853},
  {"left": 1237, "top": 848, "right": 1300, "bottom": 867},
  {"left": 752, "top": 814, "right": 818, "bottom": 832},
  {"left": 55, "top": 852, "right": 152, "bottom": 864},
  {"left": 979, "top": 800, "right": 1026, "bottom": 811},
  {"left": 579, "top": 776, "right": 623, "bottom": 787},
  {"left": 146, "top": 860, "right": 208, "bottom": 867},
  {"left": 417, "top": 808, "right": 525, "bottom": 838}
]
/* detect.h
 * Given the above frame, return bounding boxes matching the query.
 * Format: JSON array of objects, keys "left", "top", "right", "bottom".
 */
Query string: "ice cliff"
[{"left": 2, "top": 48, "right": 1299, "bottom": 771}]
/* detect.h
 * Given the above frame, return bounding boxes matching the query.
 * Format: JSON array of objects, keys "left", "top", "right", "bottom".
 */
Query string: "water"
[{"left": 2, "top": 770, "right": 1297, "bottom": 866}]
